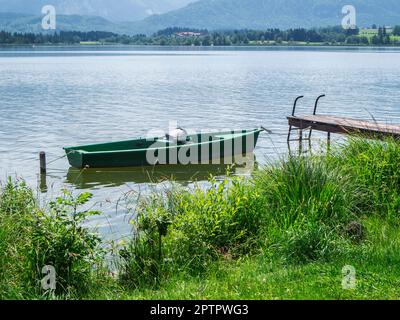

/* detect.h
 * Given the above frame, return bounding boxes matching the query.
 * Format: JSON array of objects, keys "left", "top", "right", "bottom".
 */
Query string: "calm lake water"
[{"left": 1, "top": 46, "right": 400, "bottom": 239}]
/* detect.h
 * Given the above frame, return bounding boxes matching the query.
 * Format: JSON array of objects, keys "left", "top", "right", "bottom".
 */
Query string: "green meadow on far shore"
[{"left": 1, "top": 137, "right": 400, "bottom": 300}]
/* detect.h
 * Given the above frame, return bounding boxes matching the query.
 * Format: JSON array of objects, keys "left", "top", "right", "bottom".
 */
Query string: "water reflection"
[{"left": 65, "top": 154, "right": 257, "bottom": 189}]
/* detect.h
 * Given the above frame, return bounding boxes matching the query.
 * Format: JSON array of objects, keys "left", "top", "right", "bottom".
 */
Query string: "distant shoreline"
[
  {"left": 1, "top": 26, "right": 399, "bottom": 47},
  {"left": 1, "top": 43, "right": 400, "bottom": 49}
]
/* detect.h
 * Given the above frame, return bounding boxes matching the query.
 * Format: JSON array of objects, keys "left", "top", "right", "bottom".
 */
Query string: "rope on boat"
[
  {"left": 46, "top": 154, "right": 67, "bottom": 165},
  {"left": 261, "top": 126, "right": 273, "bottom": 134},
  {"left": 46, "top": 151, "right": 74, "bottom": 166}
]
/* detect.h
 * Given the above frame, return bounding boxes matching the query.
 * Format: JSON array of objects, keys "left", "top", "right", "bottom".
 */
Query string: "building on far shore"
[
  {"left": 176, "top": 32, "right": 202, "bottom": 37},
  {"left": 360, "top": 27, "right": 394, "bottom": 36}
]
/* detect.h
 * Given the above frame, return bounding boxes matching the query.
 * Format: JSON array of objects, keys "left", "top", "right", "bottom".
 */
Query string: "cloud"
[{"left": 145, "top": 8, "right": 154, "bottom": 16}]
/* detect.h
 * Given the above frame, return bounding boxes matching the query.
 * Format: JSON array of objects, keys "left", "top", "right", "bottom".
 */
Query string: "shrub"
[
  {"left": 119, "top": 203, "right": 174, "bottom": 288},
  {"left": 1, "top": 181, "right": 105, "bottom": 298},
  {"left": 25, "top": 190, "right": 104, "bottom": 296},
  {"left": 119, "top": 178, "right": 266, "bottom": 286}
]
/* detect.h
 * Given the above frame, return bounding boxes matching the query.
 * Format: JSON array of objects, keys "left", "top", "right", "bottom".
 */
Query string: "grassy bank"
[{"left": 1, "top": 138, "right": 400, "bottom": 300}]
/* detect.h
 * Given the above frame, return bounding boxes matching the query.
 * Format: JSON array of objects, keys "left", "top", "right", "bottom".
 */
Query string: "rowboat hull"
[{"left": 64, "top": 129, "right": 262, "bottom": 169}]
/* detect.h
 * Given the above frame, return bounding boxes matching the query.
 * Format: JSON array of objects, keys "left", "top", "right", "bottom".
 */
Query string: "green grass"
[
  {"left": 85, "top": 204, "right": 400, "bottom": 300},
  {"left": 88, "top": 216, "right": 400, "bottom": 300},
  {"left": 80, "top": 41, "right": 102, "bottom": 45},
  {"left": 2, "top": 138, "right": 400, "bottom": 300}
]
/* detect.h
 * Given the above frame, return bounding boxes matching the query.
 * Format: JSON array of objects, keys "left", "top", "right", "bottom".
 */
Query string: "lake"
[{"left": 1, "top": 46, "right": 400, "bottom": 239}]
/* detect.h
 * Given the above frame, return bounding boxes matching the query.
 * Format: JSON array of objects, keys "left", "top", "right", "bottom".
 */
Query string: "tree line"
[{"left": 0, "top": 26, "right": 399, "bottom": 46}]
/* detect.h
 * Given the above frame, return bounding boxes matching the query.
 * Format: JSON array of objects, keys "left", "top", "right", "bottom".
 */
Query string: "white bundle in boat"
[{"left": 167, "top": 127, "right": 188, "bottom": 144}]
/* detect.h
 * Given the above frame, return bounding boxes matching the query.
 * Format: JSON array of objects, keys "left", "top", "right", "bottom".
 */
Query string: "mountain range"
[
  {"left": 129, "top": 0, "right": 400, "bottom": 34},
  {"left": 0, "top": 0, "right": 194, "bottom": 22},
  {"left": 0, "top": 0, "right": 399, "bottom": 35}
]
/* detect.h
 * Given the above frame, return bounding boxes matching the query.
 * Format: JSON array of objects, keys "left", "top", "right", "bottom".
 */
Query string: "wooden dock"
[
  {"left": 287, "top": 114, "right": 400, "bottom": 139},
  {"left": 287, "top": 95, "right": 400, "bottom": 148}
]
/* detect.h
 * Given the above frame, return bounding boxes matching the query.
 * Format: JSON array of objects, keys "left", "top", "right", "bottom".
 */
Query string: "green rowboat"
[{"left": 64, "top": 129, "right": 263, "bottom": 169}]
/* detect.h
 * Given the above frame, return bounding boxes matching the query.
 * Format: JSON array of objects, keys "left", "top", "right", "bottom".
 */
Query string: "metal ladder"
[{"left": 287, "top": 94, "right": 326, "bottom": 143}]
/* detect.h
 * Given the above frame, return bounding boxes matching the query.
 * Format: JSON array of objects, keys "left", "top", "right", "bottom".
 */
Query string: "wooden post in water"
[
  {"left": 39, "top": 173, "right": 47, "bottom": 193},
  {"left": 39, "top": 151, "right": 47, "bottom": 174},
  {"left": 327, "top": 132, "right": 331, "bottom": 152}
]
